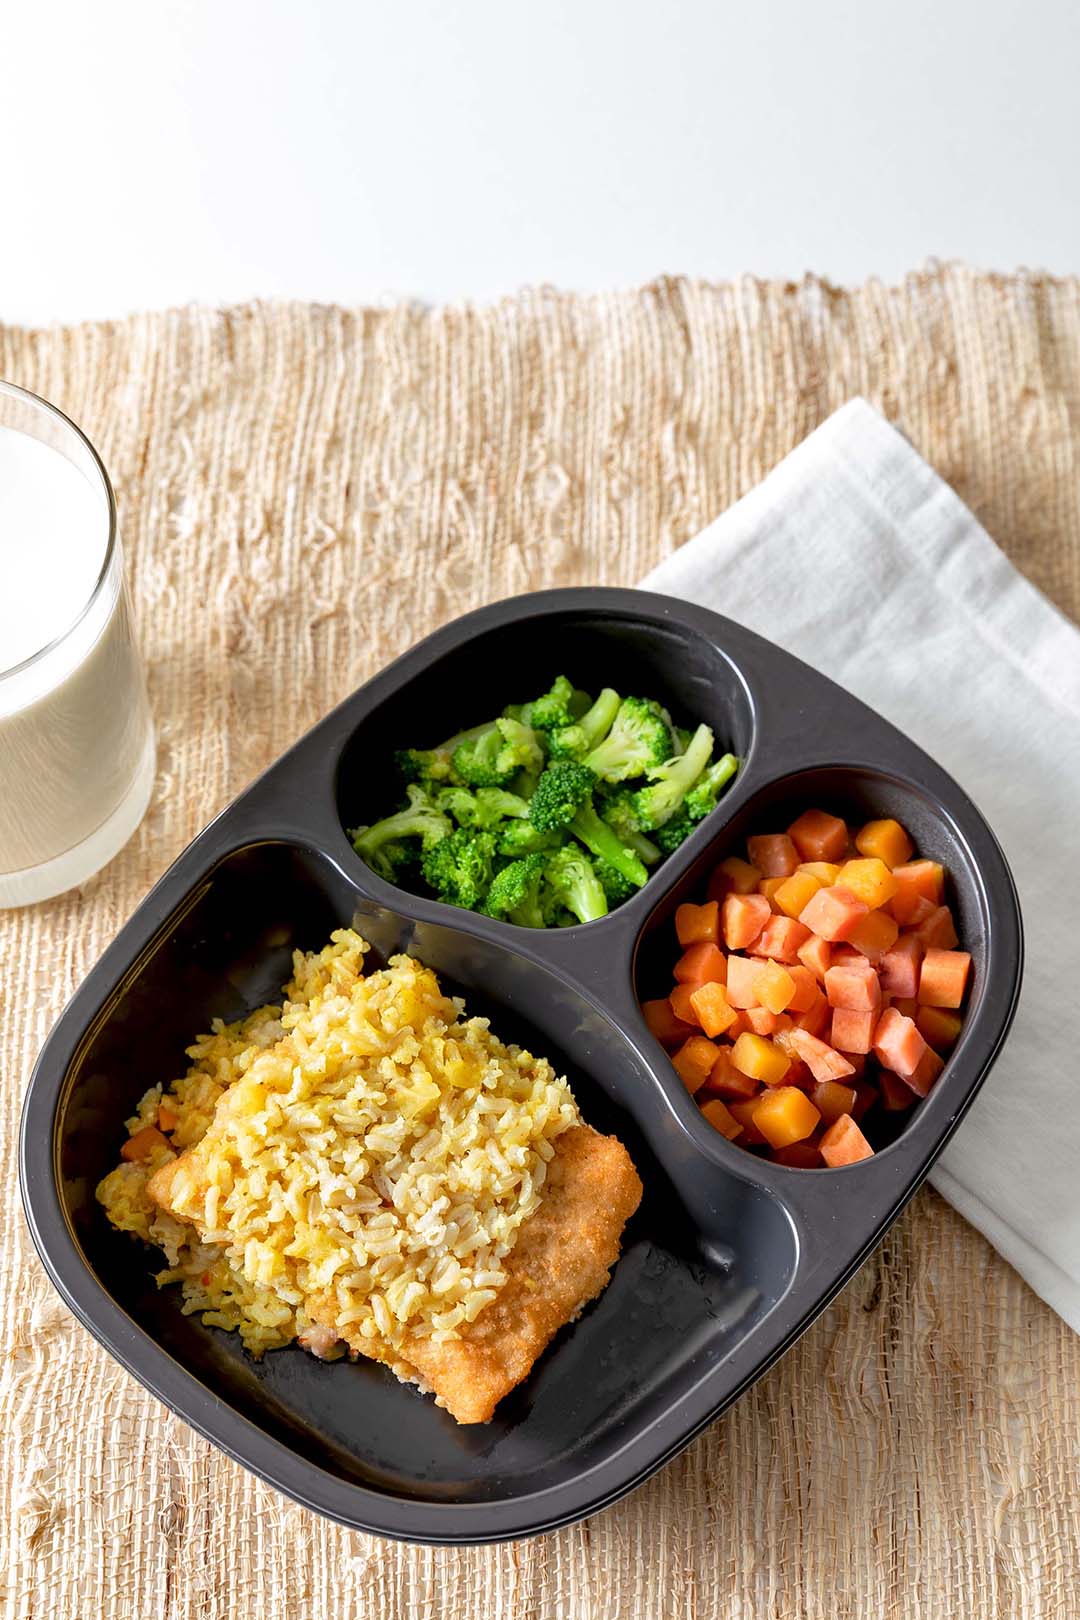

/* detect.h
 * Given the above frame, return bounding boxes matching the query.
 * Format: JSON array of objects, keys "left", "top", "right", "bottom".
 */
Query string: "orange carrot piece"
[
  {"left": 721, "top": 891, "right": 772, "bottom": 950},
  {"left": 728, "top": 1097, "right": 768, "bottom": 1145},
  {"left": 700, "top": 1046, "right": 760, "bottom": 1101},
  {"left": 708, "top": 856, "right": 762, "bottom": 899},
  {"left": 752, "top": 1086, "right": 821, "bottom": 1149},
  {"left": 675, "top": 900, "right": 720, "bottom": 947},
  {"left": 157, "top": 1101, "right": 179, "bottom": 1133},
  {"left": 671, "top": 1036, "right": 719, "bottom": 1093},
  {"left": 787, "top": 808, "right": 849, "bottom": 863},
  {"left": 756, "top": 959, "right": 797, "bottom": 1014},
  {"left": 838, "top": 857, "right": 899, "bottom": 910},
  {"left": 855, "top": 818, "right": 914, "bottom": 868},
  {"left": 747, "top": 833, "right": 800, "bottom": 878},
  {"left": 673, "top": 941, "right": 727, "bottom": 984},
  {"left": 879, "top": 934, "right": 924, "bottom": 997},
  {"left": 824, "top": 961, "right": 881, "bottom": 1011},
  {"left": 890, "top": 860, "right": 945, "bottom": 923},
  {"left": 771, "top": 1138, "right": 823, "bottom": 1168},
  {"left": 699, "top": 1097, "right": 743, "bottom": 1140},
  {"left": 830, "top": 1006, "right": 876, "bottom": 1054},
  {"left": 121, "top": 1126, "right": 170, "bottom": 1163},
  {"left": 798, "top": 885, "right": 869, "bottom": 943},
  {"left": 796, "top": 933, "right": 832, "bottom": 983},
  {"left": 792, "top": 993, "right": 831, "bottom": 1039},
  {"left": 916, "top": 1005, "right": 963, "bottom": 1050},
  {"left": 668, "top": 983, "right": 703, "bottom": 1025},
  {"left": 725, "top": 955, "right": 764, "bottom": 1008},
  {"left": 879, "top": 1068, "right": 917, "bottom": 1111},
  {"left": 642, "top": 998, "right": 696, "bottom": 1047},
  {"left": 819, "top": 1114, "right": 874, "bottom": 1166},
  {"left": 751, "top": 914, "right": 812, "bottom": 963},
  {"left": 872, "top": 1007, "right": 929, "bottom": 1077},
  {"left": 915, "top": 905, "right": 959, "bottom": 950},
  {"left": 744, "top": 1006, "right": 794, "bottom": 1038},
  {"left": 689, "top": 980, "right": 738, "bottom": 1038},
  {"left": 731, "top": 1032, "right": 791, "bottom": 1086},
  {"left": 785, "top": 964, "right": 820, "bottom": 1012},
  {"left": 846, "top": 908, "right": 900, "bottom": 962},
  {"left": 810, "top": 1079, "right": 856, "bottom": 1126},
  {"left": 918, "top": 948, "right": 971, "bottom": 1008},
  {"left": 900, "top": 1044, "right": 945, "bottom": 1098}
]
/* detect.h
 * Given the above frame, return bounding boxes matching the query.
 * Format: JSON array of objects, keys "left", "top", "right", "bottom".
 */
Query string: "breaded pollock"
[{"left": 149, "top": 1124, "right": 642, "bottom": 1424}]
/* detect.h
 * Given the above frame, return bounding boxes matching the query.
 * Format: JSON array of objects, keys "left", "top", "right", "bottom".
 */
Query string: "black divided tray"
[{"left": 19, "top": 588, "right": 1023, "bottom": 1544}]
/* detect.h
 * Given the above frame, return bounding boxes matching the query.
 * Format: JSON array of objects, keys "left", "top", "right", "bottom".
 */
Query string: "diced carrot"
[
  {"left": 782, "top": 1057, "right": 815, "bottom": 1090},
  {"left": 830, "top": 1006, "right": 876, "bottom": 1054},
  {"left": 751, "top": 915, "right": 812, "bottom": 963},
  {"left": 701, "top": 1046, "right": 760, "bottom": 1101},
  {"left": 785, "top": 965, "right": 820, "bottom": 1012},
  {"left": 773, "top": 870, "right": 823, "bottom": 919},
  {"left": 787, "top": 808, "right": 849, "bottom": 863},
  {"left": 157, "top": 1101, "right": 179, "bottom": 1133},
  {"left": 725, "top": 955, "right": 763, "bottom": 1008},
  {"left": 879, "top": 934, "right": 924, "bottom": 997},
  {"left": 792, "top": 992, "right": 831, "bottom": 1039},
  {"left": 756, "top": 959, "right": 797, "bottom": 1014},
  {"left": 798, "top": 885, "right": 869, "bottom": 943},
  {"left": 872, "top": 1007, "right": 929, "bottom": 1078},
  {"left": 849, "top": 1078, "right": 877, "bottom": 1121},
  {"left": 916, "top": 1005, "right": 963, "bottom": 1050},
  {"left": 731, "top": 1032, "right": 791, "bottom": 1086},
  {"left": 838, "top": 857, "right": 898, "bottom": 910},
  {"left": 728, "top": 1098, "right": 767, "bottom": 1144},
  {"left": 846, "top": 909, "right": 900, "bottom": 962},
  {"left": 787, "top": 1028, "right": 856, "bottom": 1083},
  {"left": 810, "top": 1079, "right": 856, "bottom": 1126},
  {"left": 855, "top": 818, "right": 914, "bottom": 868},
  {"left": 892, "top": 995, "right": 918, "bottom": 1019},
  {"left": 747, "top": 833, "right": 800, "bottom": 878},
  {"left": 819, "top": 1114, "right": 874, "bottom": 1166},
  {"left": 752, "top": 1086, "right": 821, "bottom": 1148},
  {"left": 675, "top": 900, "right": 720, "bottom": 947},
  {"left": 918, "top": 948, "right": 972, "bottom": 1009},
  {"left": 798, "top": 860, "right": 842, "bottom": 885},
  {"left": 830, "top": 942, "right": 863, "bottom": 962},
  {"left": 699, "top": 1098, "right": 743, "bottom": 1140},
  {"left": 771, "top": 1139, "right": 823, "bottom": 1168},
  {"left": 642, "top": 998, "right": 696, "bottom": 1047},
  {"left": 121, "top": 1126, "right": 170, "bottom": 1163},
  {"left": 893, "top": 894, "right": 936, "bottom": 929},
  {"left": 915, "top": 905, "right": 959, "bottom": 950},
  {"left": 890, "top": 860, "right": 945, "bottom": 923},
  {"left": 673, "top": 942, "right": 727, "bottom": 984},
  {"left": 824, "top": 961, "right": 881, "bottom": 1011},
  {"left": 671, "top": 1036, "right": 719, "bottom": 1093},
  {"left": 727, "top": 1010, "right": 753, "bottom": 1040},
  {"left": 689, "top": 981, "right": 738, "bottom": 1038},
  {"left": 796, "top": 933, "right": 832, "bottom": 982},
  {"left": 722, "top": 891, "right": 772, "bottom": 950},
  {"left": 745, "top": 1006, "right": 794, "bottom": 1038},
  {"left": 708, "top": 856, "right": 762, "bottom": 899},
  {"left": 879, "top": 1068, "right": 917, "bottom": 1111},
  {"left": 900, "top": 1044, "right": 945, "bottom": 1098},
  {"left": 758, "top": 876, "right": 787, "bottom": 908}
]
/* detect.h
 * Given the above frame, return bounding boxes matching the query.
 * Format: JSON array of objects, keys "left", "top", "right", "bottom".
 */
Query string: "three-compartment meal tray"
[{"left": 19, "top": 587, "right": 1023, "bottom": 1544}]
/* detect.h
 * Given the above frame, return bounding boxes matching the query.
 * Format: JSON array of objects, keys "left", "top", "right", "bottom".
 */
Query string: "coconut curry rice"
[{"left": 96, "top": 929, "right": 641, "bottom": 1423}]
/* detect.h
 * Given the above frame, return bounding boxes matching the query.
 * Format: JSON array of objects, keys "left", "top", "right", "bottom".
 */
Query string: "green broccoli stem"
[
  {"left": 577, "top": 687, "right": 621, "bottom": 750},
  {"left": 625, "top": 829, "right": 662, "bottom": 864},
  {"left": 569, "top": 806, "right": 648, "bottom": 887}
]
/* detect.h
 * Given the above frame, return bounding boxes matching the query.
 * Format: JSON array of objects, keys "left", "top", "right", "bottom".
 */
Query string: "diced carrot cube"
[
  {"left": 121, "top": 1125, "right": 170, "bottom": 1163},
  {"left": 157, "top": 1101, "right": 179, "bottom": 1133},
  {"left": 796, "top": 934, "right": 832, "bottom": 982},
  {"left": 787, "top": 1028, "right": 856, "bottom": 1083},
  {"left": 758, "top": 876, "right": 787, "bottom": 909},
  {"left": 830, "top": 1006, "right": 876, "bottom": 1054},
  {"left": 879, "top": 1068, "right": 917, "bottom": 1111},
  {"left": 846, "top": 909, "right": 900, "bottom": 962},
  {"left": 819, "top": 1114, "right": 874, "bottom": 1166},
  {"left": 675, "top": 900, "right": 720, "bottom": 947},
  {"left": 751, "top": 915, "right": 812, "bottom": 963},
  {"left": 915, "top": 905, "right": 959, "bottom": 950},
  {"left": 671, "top": 1036, "right": 719, "bottom": 1092},
  {"left": 773, "top": 870, "right": 823, "bottom": 920},
  {"left": 900, "top": 1044, "right": 945, "bottom": 1098},
  {"left": 787, "top": 808, "right": 849, "bottom": 863},
  {"left": 810, "top": 1079, "right": 856, "bottom": 1126},
  {"left": 731, "top": 1032, "right": 791, "bottom": 1086},
  {"left": 855, "top": 818, "right": 914, "bottom": 868},
  {"left": 727, "top": 1010, "right": 752, "bottom": 1039},
  {"left": 642, "top": 998, "right": 696, "bottom": 1047},
  {"left": 918, "top": 948, "right": 972, "bottom": 1009},
  {"left": 701, "top": 1046, "right": 760, "bottom": 1101},
  {"left": 708, "top": 856, "right": 762, "bottom": 899},
  {"left": 890, "top": 860, "right": 945, "bottom": 923},
  {"left": 725, "top": 955, "right": 763, "bottom": 1008},
  {"left": 792, "top": 993, "right": 831, "bottom": 1039},
  {"left": 770, "top": 1139, "right": 823, "bottom": 1168},
  {"left": 728, "top": 1097, "right": 767, "bottom": 1144},
  {"left": 892, "top": 894, "right": 936, "bottom": 928},
  {"left": 798, "top": 860, "right": 842, "bottom": 885},
  {"left": 798, "top": 885, "right": 869, "bottom": 943},
  {"left": 752, "top": 1086, "right": 821, "bottom": 1148},
  {"left": 699, "top": 1098, "right": 742, "bottom": 1140},
  {"left": 916, "top": 1005, "right": 963, "bottom": 1050},
  {"left": 744, "top": 1007, "right": 792, "bottom": 1039},
  {"left": 721, "top": 891, "right": 771, "bottom": 950},
  {"left": 689, "top": 981, "right": 738, "bottom": 1038},
  {"left": 892, "top": 996, "right": 917, "bottom": 1019},
  {"left": 756, "top": 959, "right": 797, "bottom": 1014},
  {"left": 785, "top": 965, "right": 820, "bottom": 1012},
  {"left": 782, "top": 1057, "right": 814, "bottom": 1090},
  {"left": 824, "top": 961, "right": 881, "bottom": 1012},
  {"left": 872, "top": 1007, "right": 929, "bottom": 1077},
  {"left": 673, "top": 942, "right": 727, "bottom": 984},
  {"left": 669, "top": 983, "right": 704, "bottom": 1025},
  {"left": 879, "top": 934, "right": 924, "bottom": 997},
  {"left": 747, "top": 833, "right": 800, "bottom": 878},
  {"left": 838, "top": 857, "right": 898, "bottom": 910}
]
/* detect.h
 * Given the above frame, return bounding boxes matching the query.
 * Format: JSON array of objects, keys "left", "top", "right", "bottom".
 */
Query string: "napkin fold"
[{"left": 643, "top": 399, "right": 1080, "bottom": 1334}]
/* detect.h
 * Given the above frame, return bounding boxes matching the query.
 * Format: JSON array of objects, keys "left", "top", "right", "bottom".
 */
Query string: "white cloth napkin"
[{"left": 642, "top": 398, "right": 1080, "bottom": 1334}]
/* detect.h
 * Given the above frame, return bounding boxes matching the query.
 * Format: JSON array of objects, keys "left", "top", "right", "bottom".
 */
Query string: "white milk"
[{"left": 0, "top": 393, "right": 154, "bottom": 905}]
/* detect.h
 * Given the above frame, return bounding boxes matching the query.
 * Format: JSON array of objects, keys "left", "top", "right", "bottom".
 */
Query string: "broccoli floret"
[
  {"left": 350, "top": 785, "right": 453, "bottom": 879},
  {"left": 593, "top": 856, "right": 637, "bottom": 907},
  {"left": 544, "top": 845, "right": 609, "bottom": 924},
  {"left": 600, "top": 787, "right": 663, "bottom": 865},
  {"left": 683, "top": 752, "right": 739, "bottom": 821},
  {"left": 451, "top": 717, "right": 545, "bottom": 787},
  {"left": 583, "top": 696, "right": 673, "bottom": 783},
  {"left": 420, "top": 827, "right": 497, "bottom": 909},
  {"left": 496, "top": 821, "right": 562, "bottom": 858},
  {"left": 436, "top": 785, "right": 531, "bottom": 828},
  {"left": 506, "top": 675, "right": 581, "bottom": 733},
  {"left": 632, "top": 723, "right": 715, "bottom": 830},
  {"left": 548, "top": 687, "right": 621, "bottom": 761},
  {"left": 653, "top": 811, "right": 696, "bottom": 856},
  {"left": 483, "top": 853, "right": 547, "bottom": 928},
  {"left": 529, "top": 763, "right": 648, "bottom": 888},
  {"left": 394, "top": 722, "right": 498, "bottom": 786}
]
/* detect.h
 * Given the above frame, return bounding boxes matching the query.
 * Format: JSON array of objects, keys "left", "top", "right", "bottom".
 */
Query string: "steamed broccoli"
[
  {"left": 583, "top": 696, "right": 673, "bottom": 783},
  {"left": 394, "top": 722, "right": 498, "bottom": 786},
  {"left": 529, "top": 763, "right": 648, "bottom": 888},
  {"left": 548, "top": 687, "right": 622, "bottom": 761},
  {"left": 496, "top": 821, "right": 562, "bottom": 858},
  {"left": 504, "top": 675, "right": 587, "bottom": 733},
  {"left": 544, "top": 844, "right": 608, "bottom": 924},
  {"left": 421, "top": 827, "right": 497, "bottom": 909},
  {"left": 593, "top": 856, "right": 637, "bottom": 907},
  {"left": 436, "top": 785, "right": 531, "bottom": 828},
  {"left": 483, "top": 852, "right": 547, "bottom": 927},
  {"left": 350, "top": 785, "right": 453, "bottom": 879},
  {"left": 652, "top": 811, "right": 695, "bottom": 856},
  {"left": 632, "top": 723, "right": 715, "bottom": 830},
  {"left": 682, "top": 752, "right": 739, "bottom": 821},
  {"left": 599, "top": 787, "right": 663, "bottom": 865},
  {"left": 451, "top": 717, "right": 545, "bottom": 787}
]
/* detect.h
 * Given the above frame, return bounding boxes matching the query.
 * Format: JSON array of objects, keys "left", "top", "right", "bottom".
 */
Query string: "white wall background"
[{"left": 3, "top": 0, "right": 1078, "bottom": 323}]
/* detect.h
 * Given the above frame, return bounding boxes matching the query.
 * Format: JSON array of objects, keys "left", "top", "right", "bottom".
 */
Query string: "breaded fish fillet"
[{"left": 149, "top": 1123, "right": 641, "bottom": 1424}]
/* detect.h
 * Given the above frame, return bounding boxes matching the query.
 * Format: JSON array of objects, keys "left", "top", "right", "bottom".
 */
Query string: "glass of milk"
[{"left": 0, "top": 381, "right": 155, "bottom": 907}]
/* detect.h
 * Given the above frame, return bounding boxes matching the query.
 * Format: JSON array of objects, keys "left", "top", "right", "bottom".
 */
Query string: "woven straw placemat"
[{"left": 2, "top": 267, "right": 1079, "bottom": 1620}]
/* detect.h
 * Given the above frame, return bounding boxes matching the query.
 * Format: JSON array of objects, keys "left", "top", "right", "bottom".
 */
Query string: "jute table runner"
[{"left": 2, "top": 267, "right": 1078, "bottom": 1619}]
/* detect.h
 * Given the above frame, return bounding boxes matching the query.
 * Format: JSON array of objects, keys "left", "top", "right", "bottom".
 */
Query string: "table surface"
[{"left": 4, "top": 0, "right": 1079, "bottom": 323}]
